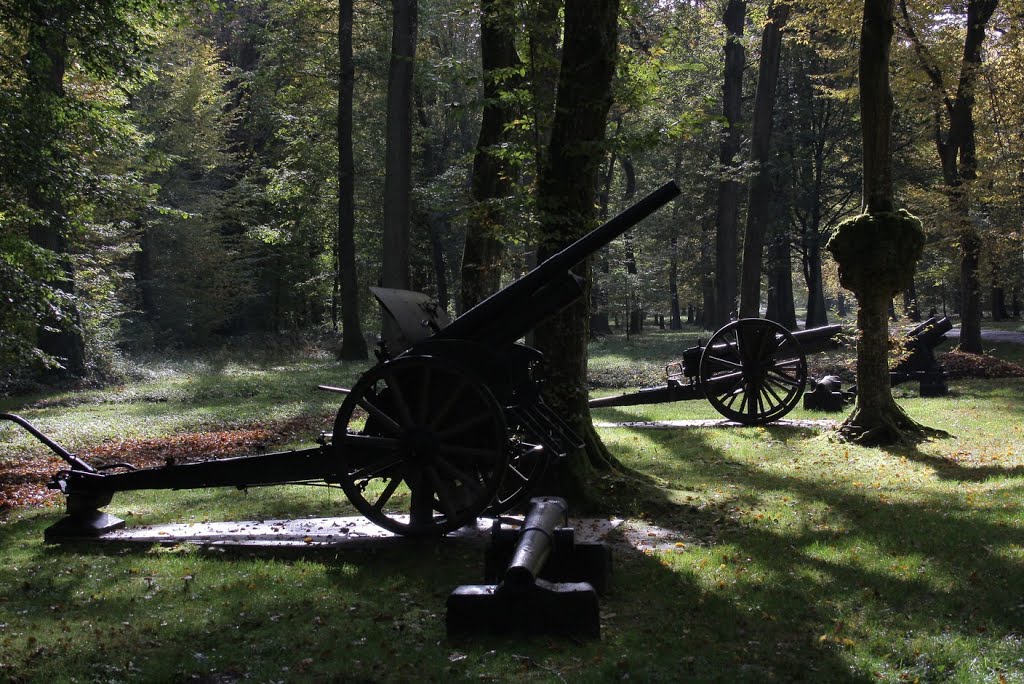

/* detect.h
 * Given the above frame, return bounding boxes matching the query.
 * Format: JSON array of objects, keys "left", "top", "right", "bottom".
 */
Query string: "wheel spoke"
[
  {"left": 372, "top": 475, "right": 404, "bottom": 511},
  {"left": 428, "top": 381, "right": 468, "bottom": 430},
  {"left": 350, "top": 457, "right": 404, "bottom": 481},
  {"left": 766, "top": 368, "right": 802, "bottom": 389},
  {"left": 416, "top": 366, "right": 432, "bottom": 424},
  {"left": 382, "top": 371, "right": 415, "bottom": 428},
  {"left": 436, "top": 411, "right": 495, "bottom": 441},
  {"left": 357, "top": 395, "right": 402, "bottom": 434},
  {"left": 761, "top": 380, "right": 784, "bottom": 407},
  {"left": 408, "top": 467, "right": 434, "bottom": 527},
  {"left": 435, "top": 455, "right": 484, "bottom": 493},
  {"left": 703, "top": 355, "right": 743, "bottom": 373},
  {"left": 708, "top": 370, "right": 746, "bottom": 396},
  {"left": 426, "top": 466, "right": 459, "bottom": 521},
  {"left": 723, "top": 384, "right": 745, "bottom": 407},
  {"left": 439, "top": 444, "right": 501, "bottom": 463}
]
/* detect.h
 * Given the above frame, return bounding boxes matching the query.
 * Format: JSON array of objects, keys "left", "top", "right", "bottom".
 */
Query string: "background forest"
[{"left": 2, "top": 0, "right": 1022, "bottom": 389}]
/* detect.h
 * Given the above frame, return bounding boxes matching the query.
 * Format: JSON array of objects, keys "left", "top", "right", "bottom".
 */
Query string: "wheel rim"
[
  {"left": 699, "top": 318, "right": 807, "bottom": 425},
  {"left": 332, "top": 356, "right": 508, "bottom": 536}
]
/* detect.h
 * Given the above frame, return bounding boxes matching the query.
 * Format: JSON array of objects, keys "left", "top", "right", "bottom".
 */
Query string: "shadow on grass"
[
  {"left": 890, "top": 441, "right": 1024, "bottom": 482},
  {"left": 1, "top": 512, "right": 486, "bottom": 681},
  {"left": 3, "top": 416, "right": 1021, "bottom": 680},
  {"left": 606, "top": 425, "right": 1024, "bottom": 672}
]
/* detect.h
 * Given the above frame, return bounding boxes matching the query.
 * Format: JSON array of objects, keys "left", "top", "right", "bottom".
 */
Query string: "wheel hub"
[{"left": 400, "top": 427, "right": 440, "bottom": 462}]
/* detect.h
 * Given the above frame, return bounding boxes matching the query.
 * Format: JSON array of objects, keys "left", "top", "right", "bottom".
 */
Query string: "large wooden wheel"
[
  {"left": 698, "top": 318, "right": 807, "bottom": 425},
  {"left": 332, "top": 356, "right": 509, "bottom": 536}
]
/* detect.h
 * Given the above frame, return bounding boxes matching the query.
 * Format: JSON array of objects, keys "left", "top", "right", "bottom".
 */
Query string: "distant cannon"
[
  {"left": 889, "top": 316, "right": 952, "bottom": 396},
  {"left": 803, "top": 316, "right": 953, "bottom": 411},
  {"left": 590, "top": 320, "right": 842, "bottom": 425},
  {"left": 2, "top": 181, "right": 681, "bottom": 540}
]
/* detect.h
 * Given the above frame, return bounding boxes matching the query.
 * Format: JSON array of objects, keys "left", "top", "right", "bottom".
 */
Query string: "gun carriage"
[
  {"left": 2, "top": 181, "right": 681, "bottom": 540},
  {"left": 589, "top": 319, "right": 843, "bottom": 425}
]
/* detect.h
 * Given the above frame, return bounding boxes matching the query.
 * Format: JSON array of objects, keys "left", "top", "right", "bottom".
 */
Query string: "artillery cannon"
[
  {"left": 800, "top": 316, "right": 954, "bottom": 411},
  {"left": 889, "top": 316, "right": 952, "bottom": 396},
  {"left": 589, "top": 319, "right": 842, "bottom": 425},
  {"left": 3, "top": 181, "right": 680, "bottom": 540}
]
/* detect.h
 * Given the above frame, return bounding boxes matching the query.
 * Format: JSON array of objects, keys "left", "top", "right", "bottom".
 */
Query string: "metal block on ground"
[
  {"left": 446, "top": 579, "right": 601, "bottom": 638},
  {"left": 45, "top": 510, "right": 125, "bottom": 542}
]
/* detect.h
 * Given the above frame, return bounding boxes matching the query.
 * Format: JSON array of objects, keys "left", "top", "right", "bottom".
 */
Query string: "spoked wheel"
[
  {"left": 332, "top": 356, "right": 509, "bottom": 536},
  {"left": 698, "top": 318, "right": 807, "bottom": 425}
]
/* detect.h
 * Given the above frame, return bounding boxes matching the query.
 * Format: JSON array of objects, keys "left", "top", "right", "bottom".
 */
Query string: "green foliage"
[
  {"left": 827, "top": 210, "right": 925, "bottom": 297},
  {"left": 2, "top": 0, "right": 1022, "bottom": 382}
]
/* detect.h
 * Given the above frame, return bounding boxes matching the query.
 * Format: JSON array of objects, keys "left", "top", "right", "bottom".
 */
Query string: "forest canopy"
[{"left": 1, "top": 0, "right": 1021, "bottom": 386}]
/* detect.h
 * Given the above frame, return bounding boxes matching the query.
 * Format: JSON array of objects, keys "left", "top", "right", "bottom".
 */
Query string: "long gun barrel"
[{"left": 435, "top": 180, "right": 681, "bottom": 346}]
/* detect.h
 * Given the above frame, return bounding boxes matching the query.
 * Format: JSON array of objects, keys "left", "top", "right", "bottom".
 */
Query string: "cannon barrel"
[
  {"left": 435, "top": 180, "right": 680, "bottom": 346},
  {"left": 504, "top": 496, "right": 569, "bottom": 588},
  {"left": 906, "top": 316, "right": 953, "bottom": 346}
]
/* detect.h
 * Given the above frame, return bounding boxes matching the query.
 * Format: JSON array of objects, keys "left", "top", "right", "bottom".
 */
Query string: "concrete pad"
[{"left": 90, "top": 513, "right": 704, "bottom": 555}]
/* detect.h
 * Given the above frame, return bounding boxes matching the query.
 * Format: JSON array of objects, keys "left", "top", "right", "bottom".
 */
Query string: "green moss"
[{"left": 826, "top": 210, "right": 925, "bottom": 296}]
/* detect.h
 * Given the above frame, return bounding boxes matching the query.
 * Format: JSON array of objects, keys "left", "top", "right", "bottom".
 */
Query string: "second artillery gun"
[
  {"left": 590, "top": 318, "right": 843, "bottom": 425},
  {"left": 3, "top": 181, "right": 681, "bottom": 540}
]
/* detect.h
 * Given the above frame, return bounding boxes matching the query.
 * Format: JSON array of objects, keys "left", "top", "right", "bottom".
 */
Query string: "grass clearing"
[{"left": 2, "top": 336, "right": 1024, "bottom": 681}]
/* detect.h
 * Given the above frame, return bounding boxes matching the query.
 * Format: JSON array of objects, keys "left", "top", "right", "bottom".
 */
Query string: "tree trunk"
[
  {"left": 902, "top": 280, "right": 920, "bottom": 321},
  {"left": 765, "top": 234, "right": 797, "bottom": 329},
  {"left": 991, "top": 284, "right": 1007, "bottom": 321},
  {"left": 804, "top": 231, "right": 828, "bottom": 328},
  {"left": 713, "top": 0, "right": 746, "bottom": 328},
  {"left": 669, "top": 235, "right": 682, "bottom": 329},
  {"left": 838, "top": 291, "right": 920, "bottom": 443},
  {"left": 338, "top": 0, "right": 368, "bottom": 360},
  {"left": 533, "top": 0, "right": 621, "bottom": 505},
  {"left": 739, "top": 1, "right": 789, "bottom": 318},
  {"left": 861, "top": 1, "right": 895, "bottom": 214},
  {"left": 527, "top": 0, "right": 562, "bottom": 164},
  {"left": 381, "top": 0, "right": 417, "bottom": 346},
  {"left": 24, "top": 11, "right": 86, "bottom": 379},
  {"left": 462, "top": 0, "right": 521, "bottom": 309},
  {"left": 897, "top": 0, "right": 997, "bottom": 354},
  {"left": 701, "top": 217, "right": 716, "bottom": 330},
  {"left": 827, "top": 0, "right": 935, "bottom": 444}
]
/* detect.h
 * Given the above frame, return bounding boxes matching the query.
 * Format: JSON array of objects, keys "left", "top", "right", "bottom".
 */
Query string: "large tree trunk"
[
  {"left": 713, "top": 0, "right": 746, "bottom": 329},
  {"left": 533, "top": 0, "right": 621, "bottom": 505},
  {"left": 897, "top": 0, "right": 997, "bottom": 354},
  {"left": 24, "top": 11, "right": 86, "bottom": 379},
  {"left": 337, "top": 0, "right": 368, "bottom": 360},
  {"left": 527, "top": 0, "right": 562, "bottom": 165},
  {"left": 826, "top": 0, "right": 933, "bottom": 445},
  {"left": 462, "top": 0, "right": 522, "bottom": 310},
  {"left": 739, "top": 1, "right": 789, "bottom": 318},
  {"left": 381, "top": 0, "right": 417, "bottom": 346}
]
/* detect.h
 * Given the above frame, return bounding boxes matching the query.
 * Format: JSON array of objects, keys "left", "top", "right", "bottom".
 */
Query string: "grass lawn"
[{"left": 1, "top": 336, "right": 1023, "bottom": 682}]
